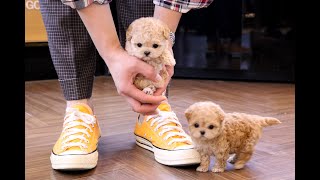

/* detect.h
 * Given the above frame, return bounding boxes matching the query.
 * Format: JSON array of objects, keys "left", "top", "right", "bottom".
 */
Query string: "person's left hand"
[{"left": 153, "top": 42, "right": 174, "bottom": 97}]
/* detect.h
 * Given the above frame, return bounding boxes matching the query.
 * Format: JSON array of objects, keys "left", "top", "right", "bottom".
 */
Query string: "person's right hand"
[
  {"left": 104, "top": 46, "right": 167, "bottom": 115},
  {"left": 77, "top": 4, "right": 166, "bottom": 114}
]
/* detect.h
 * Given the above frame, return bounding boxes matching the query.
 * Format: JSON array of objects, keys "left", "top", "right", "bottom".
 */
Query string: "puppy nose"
[
  {"left": 144, "top": 51, "right": 150, "bottom": 56},
  {"left": 200, "top": 131, "right": 205, "bottom": 135}
]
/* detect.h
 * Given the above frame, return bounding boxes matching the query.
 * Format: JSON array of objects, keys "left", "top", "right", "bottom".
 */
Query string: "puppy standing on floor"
[
  {"left": 185, "top": 101, "right": 281, "bottom": 173},
  {"left": 125, "top": 17, "right": 176, "bottom": 95}
]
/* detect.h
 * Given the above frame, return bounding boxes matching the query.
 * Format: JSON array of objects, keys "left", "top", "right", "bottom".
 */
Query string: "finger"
[
  {"left": 138, "top": 104, "right": 160, "bottom": 115},
  {"left": 122, "top": 84, "right": 167, "bottom": 104},
  {"left": 153, "top": 71, "right": 171, "bottom": 96},
  {"left": 125, "top": 96, "right": 160, "bottom": 114},
  {"left": 143, "top": 109, "right": 159, "bottom": 116},
  {"left": 153, "top": 86, "right": 166, "bottom": 96},
  {"left": 165, "top": 65, "right": 174, "bottom": 78},
  {"left": 135, "top": 59, "right": 162, "bottom": 83}
]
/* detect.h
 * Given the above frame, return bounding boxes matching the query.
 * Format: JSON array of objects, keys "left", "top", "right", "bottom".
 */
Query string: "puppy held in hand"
[
  {"left": 185, "top": 101, "right": 281, "bottom": 173},
  {"left": 125, "top": 17, "right": 176, "bottom": 95}
]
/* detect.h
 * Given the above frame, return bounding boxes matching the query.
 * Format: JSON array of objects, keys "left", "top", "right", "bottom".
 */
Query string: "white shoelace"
[
  {"left": 146, "top": 110, "right": 192, "bottom": 145},
  {"left": 61, "top": 107, "right": 96, "bottom": 151}
]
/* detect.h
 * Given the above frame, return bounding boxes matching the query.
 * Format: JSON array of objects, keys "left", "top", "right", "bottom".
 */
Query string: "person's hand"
[
  {"left": 153, "top": 41, "right": 174, "bottom": 97},
  {"left": 153, "top": 65, "right": 173, "bottom": 97},
  {"left": 104, "top": 46, "right": 167, "bottom": 114}
]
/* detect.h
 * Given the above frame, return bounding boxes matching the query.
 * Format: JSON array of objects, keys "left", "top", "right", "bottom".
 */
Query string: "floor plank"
[{"left": 25, "top": 76, "right": 295, "bottom": 180}]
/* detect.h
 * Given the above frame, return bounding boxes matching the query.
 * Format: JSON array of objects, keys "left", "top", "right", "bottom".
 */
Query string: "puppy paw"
[
  {"left": 143, "top": 87, "right": 154, "bottom": 95},
  {"left": 211, "top": 167, "right": 225, "bottom": 173},
  {"left": 149, "top": 86, "right": 156, "bottom": 92},
  {"left": 234, "top": 163, "right": 245, "bottom": 170},
  {"left": 196, "top": 166, "right": 209, "bottom": 172}
]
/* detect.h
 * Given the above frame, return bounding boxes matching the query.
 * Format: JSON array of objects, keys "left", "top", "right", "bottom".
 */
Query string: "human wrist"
[
  {"left": 154, "top": 5, "right": 180, "bottom": 47},
  {"left": 153, "top": 5, "right": 182, "bottom": 32},
  {"left": 101, "top": 44, "right": 123, "bottom": 66}
]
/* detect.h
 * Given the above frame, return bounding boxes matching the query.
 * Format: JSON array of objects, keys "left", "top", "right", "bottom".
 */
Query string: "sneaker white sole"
[
  {"left": 50, "top": 150, "right": 98, "bottom": 170},
  {"left": 135, "top": 135, "right": 200, "bottom": 166}
]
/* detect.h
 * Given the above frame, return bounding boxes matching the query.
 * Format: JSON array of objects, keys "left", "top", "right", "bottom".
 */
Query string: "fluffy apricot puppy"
[
  {"left": 125, "top": 17, "right": 176, "bottom": 95},
  {"left": 185, "top": 101, "right": 281, "bottom": 173}
]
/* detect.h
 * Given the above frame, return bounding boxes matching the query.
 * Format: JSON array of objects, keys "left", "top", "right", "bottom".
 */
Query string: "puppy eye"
[
  {"left": 137, "top": 43, "right": 142, "bottom": 47},
  {"left": 153, "top": 44, "right": 159, "bottom": 48},
  {"left": 194, "top": 123, "right": 199, "bottom": 128},
  {"left": 208, "top": 125, "right": 215, "bottom": 129}
]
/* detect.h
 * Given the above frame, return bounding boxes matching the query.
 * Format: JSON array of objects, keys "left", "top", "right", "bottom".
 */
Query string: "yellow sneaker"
[
  {"left": 134, "top": 102, "right": 200, "bottom": 166},
  {"left": 50, "top": 103, "right": 101, "bottom": 170}
]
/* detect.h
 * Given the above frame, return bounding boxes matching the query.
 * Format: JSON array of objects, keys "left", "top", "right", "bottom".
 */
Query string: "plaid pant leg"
[
  {"left": 115, "top": 0, "right": 155, "bottom": 48},
  {"left": 115, "top": 0, "right": 170, "bottom": 97},
  {"left": 39, "top": 0, "right": 97, "bottom": 100}
]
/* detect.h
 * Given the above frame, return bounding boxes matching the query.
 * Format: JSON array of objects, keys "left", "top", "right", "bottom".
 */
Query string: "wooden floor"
[{"left": 25, "top": 76, "right": 295, "bottom": 180}]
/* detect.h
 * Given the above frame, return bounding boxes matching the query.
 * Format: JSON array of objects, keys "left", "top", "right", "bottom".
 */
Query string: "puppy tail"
[{"left": 259, "top": 117, "right": 281, "bottom": 127}]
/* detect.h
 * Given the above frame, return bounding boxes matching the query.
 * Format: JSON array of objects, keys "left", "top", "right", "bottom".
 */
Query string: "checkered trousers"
[{"left": 39, "top": 0, "right": 169, "bottom": 100}]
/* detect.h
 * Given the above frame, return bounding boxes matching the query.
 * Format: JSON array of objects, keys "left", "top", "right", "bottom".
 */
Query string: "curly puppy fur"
[
  {"left": 125, "top": 17, "right": 176, "bottom": 95},
  {"left": 185, "top": 101, "right": 281, "bottom": 173}
]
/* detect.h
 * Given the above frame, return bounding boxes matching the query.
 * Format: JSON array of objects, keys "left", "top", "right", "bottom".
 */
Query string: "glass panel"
[{"left": 173, "top": 0, "right": 295, "bottom": 82}]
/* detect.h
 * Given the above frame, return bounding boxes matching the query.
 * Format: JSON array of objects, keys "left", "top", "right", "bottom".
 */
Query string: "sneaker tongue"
[
  {"left": 158, "top": 102, "right": 175, "bottom": 129},
  {"left": 157, "top": 102, "right": 172, "bottom": 112},
  {"left": 157, "top": 103, "right": 191, "bottom": 146},
  {"left": 65, "top": 104, "right": 93, "bottom": 151},
  {"left": 70, "top": 103, "right": 93, "bottom": 115}
]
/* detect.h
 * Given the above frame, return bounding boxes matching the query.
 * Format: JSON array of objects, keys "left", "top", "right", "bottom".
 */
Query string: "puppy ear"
[
  {"left": 218, "top": 110, "right": 226, "bottom": 122},
  {"left": 184, "top": 106, "right": 194, "bottom": 122},
  {"left": 212, "top": 104, "right": 226, "bottom": 122},
  {"left": 126, "top": 24, "right": 133, "bottom": 41},
  {"left": 162, "top": 26, "right": 170, "bottom": 40}
]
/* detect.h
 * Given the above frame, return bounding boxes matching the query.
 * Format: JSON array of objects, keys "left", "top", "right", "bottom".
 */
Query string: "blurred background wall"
[{"left": 25, "top": 0, "right": 295, "bottom": 82}]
